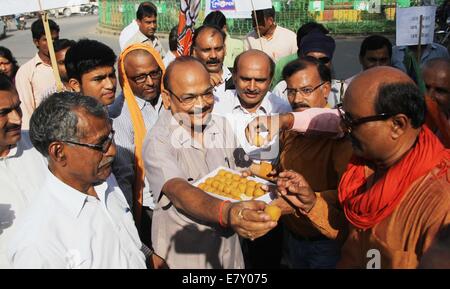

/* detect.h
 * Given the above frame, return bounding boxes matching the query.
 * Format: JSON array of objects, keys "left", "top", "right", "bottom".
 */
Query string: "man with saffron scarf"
[
  {"left": 112, "top": 43, "right": 167, "bottom": 268},
  {"left": 270, "top": 66, "right": 450, "bottom": 268}
]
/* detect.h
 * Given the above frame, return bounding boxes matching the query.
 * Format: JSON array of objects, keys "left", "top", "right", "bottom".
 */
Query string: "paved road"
[{"left": 0, "top": 14, "right": 385, "bottom": 80}]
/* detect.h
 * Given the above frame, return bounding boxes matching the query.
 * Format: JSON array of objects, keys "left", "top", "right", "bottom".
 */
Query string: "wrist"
[
  {"left": 218, "top": 200, "right": 231, "bottom": 228},
  {"left": 281, "top": 113, "right": 294, "bottom": 130}
]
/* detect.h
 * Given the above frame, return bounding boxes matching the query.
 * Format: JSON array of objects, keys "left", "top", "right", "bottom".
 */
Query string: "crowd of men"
[{"left": 0, "top": 1, "right": 449, "bottom": 269}]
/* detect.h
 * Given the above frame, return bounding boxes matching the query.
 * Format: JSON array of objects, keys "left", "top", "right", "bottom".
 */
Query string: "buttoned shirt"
[
  {"left": 8, "top": 172, "right": 146, "bottom": 269},
  {"left": 0, "top": 133, "right": 47, "bottom": 268},
  {"left": 392, "top": 43, "right": 450, "bottom": 73},
  {"left": 113, "top": 94, "right": 164, "bottom": 209},
  {"left": 213, "top": 90, "right": 291, "bottom": 161},
  {"left": 15, "top": 54, "right": 57, "bottom": 130},
  {"left": 143, "top": 110, "right": 244, "bottom": 269},
  {"left": 244, "top": 25, "right": 297, "bottom": 62},
  {"left": 124, "top": 29, "right": 166, "bottom": 59}
]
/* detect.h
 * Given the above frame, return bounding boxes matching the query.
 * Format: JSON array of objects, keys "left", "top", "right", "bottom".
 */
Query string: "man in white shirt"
[
  {"left": 213, "top": 49, "right": 291, "bottom": 162},
  {"left": 123, "top": 2, "right": 166, "bottom": 58},
  {"left": 192, "top": 24, "right": 233, "bottom": 99},
  {"left": 244, "top": 7, "right": 297, "bottom": 62},
  {"left": 0, "top": 74, "right": 47, "bottom": 268},
  {"left": 8, "top": 92, "right": 148, "bottom": 269}
]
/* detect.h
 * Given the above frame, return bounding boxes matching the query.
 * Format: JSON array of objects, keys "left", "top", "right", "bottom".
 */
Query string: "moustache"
[
  {"left": 98, "top": 156, "right": 114, "bottom": 169},
  {"left": 5, "top": 124, "right": 21, "bottom": 133},
  {"left": 243, "top": 89, "right": 260, "bottom": 95},
  {"left": 291, "top": 102, "right": 310, "bottom": 110},
  {"left": 206, "top": 58, "right": 221, "bottom": 65},
  {"left": 189, "top": 106, "right": 212, "bottom": 115}
]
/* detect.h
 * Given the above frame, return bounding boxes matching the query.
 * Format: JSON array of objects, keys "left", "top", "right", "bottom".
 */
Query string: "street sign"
[
  {"left": 0, "top": 0, "right": 89, "bottom": 16},
  {"left": 396, "top": 6, "right": 436, "bottom": 46}
]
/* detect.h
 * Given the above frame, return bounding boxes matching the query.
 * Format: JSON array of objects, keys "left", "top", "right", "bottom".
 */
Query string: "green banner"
[{"left": 308, "top": 0, "right": 324, "bottom": 12}]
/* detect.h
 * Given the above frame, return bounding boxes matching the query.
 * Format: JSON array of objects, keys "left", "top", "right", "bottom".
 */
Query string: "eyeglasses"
[
  {"left": 336, "top": 103, "right": 392, "bottom": 133},
  {"left": 167, "top": 87, "right": 215, "bottom": 106},
  {"left": 284, "top": 82, "right": 326, "bottom": 98},
  {"left": 130, "top": 69, "right": 162, "bottom": 84},
  {"left": 62, "top": 130, "right": 115, "bottom": 153}
]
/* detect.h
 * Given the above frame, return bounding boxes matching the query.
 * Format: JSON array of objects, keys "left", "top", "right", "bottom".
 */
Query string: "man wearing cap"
[{"left": 272, "top": 32, "right": 344, "bottom": 108}]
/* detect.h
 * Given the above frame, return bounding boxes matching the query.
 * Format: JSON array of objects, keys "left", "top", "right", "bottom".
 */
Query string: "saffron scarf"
[
  {"left": 338, "top": 126, "right": 449, "bottom": 229},
  {"left": 118, "top": 43, "right": 166, "bottom": 227}
]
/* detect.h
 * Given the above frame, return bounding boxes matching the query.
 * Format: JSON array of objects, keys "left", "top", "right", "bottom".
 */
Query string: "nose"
[
  {"left": 105, "top": 139, "right": 116, "bottom": 158},
  {"left": 210, "top": 49, "right": 217, "bottom": 59},
  {"left": 104, "top": 76, "right": 115, "bottom": 90},
  {"left": 145, "top": 74, "right": 154, "bottom": 86},
  {"left": 8, "top": 108, "right": 22, "bottom": 126},
  {"left": 249, "top": 79, "right": 256, "bottom": 91}
]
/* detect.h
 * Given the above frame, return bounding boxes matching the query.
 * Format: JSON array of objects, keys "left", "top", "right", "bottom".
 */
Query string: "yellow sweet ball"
[
  {"left": 218, "top": 169, "right": 227, "bottom": 177},
  {"left": 245, "top": 186, "right": 255, "bottom": 197},
  {"left": 225, "top": 172, "right": 233, "bottom": 179},
  {"left": 198, "top": 183, "right": 206, "bottom": 190},
  {"left": 217, "top": 183, "right": 225, "bottom": 192},
  {"left": 205, "top": 178, "right": 214, "bottom": 185},
  {"left": 231, "top": 190, "right": 242, "bottom": 199},
  {"left": 223, "top": 186, "right": 232, "bottom": 194},
  {"left": 230, "top": 182, "right": 239, "bottom": 189},
  {"left": 239, "top": 178, "right": 248, "bottom": 184},
  {"left": 232, "top": 174, "right": 241, "bottom": 181},
  {"left": 238, "top": 183, "right": 246, "bottom": 194},
  {"left": 264, "top": 205, "right": 281, "bottom": 221},
  {"left": 224, "top": 178, "right": 233, "bottom": 185},
  {"left": 246, "top": 180, "right": 257, "bottom": 188},
  {"left": 253, "top": 188, "right": 265, "bottom": 197},
  {"left": 212, "top": 181, "right": 221, "bottom": 189}
]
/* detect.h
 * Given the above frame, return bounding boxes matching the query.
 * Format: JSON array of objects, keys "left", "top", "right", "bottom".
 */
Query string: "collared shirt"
[
  {"left": 0, "top": 133, "right": 47, "bottom": 268},
  {"left": 143, "top": 110, "right": 244, "bottom": 269},
  {"left": 244, "top": 25, "right": 297, "bottom": 62},
  {"left": 8, "top": 171, "right": 146, "bottom": 269},
  {"left": 119, "top": 20, "right": 139, "bottom": 51},
  {"left": 213, "top": 90, "right": 291, "bottom": 161},
  {"left": 113, "top": 94, "right": 164, "bottom": 209},
  {"left": 213, "top": 66, "right": 233, "bottom": 100},
  {"left": 392, "top": 43, "right": 450, "bottom": 73},
  {"left": 272, "top": 79, "right": 345, "bottom": 108},
  {"left": 15, "top": 53, "right": 57, "bottom": 130},
  {"left": 123, "top": 29, "right": 166, "bottom": 59},
  {"left": 163, "top": 50, "right": 177, "bottom": 68}
]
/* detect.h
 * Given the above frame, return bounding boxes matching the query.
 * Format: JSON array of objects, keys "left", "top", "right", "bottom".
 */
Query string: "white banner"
[
  {"left": 205, "top": 0, "right": 273, "bottom": 19},
  {"left": 0, "top": 0, "right": 89, "bottom": 16},
  {"left": 396, "top": 6, "right": 436, "bottom": 46}
]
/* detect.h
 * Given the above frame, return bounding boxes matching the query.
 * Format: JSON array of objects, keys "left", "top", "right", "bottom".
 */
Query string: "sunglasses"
[{"left": 336, "top": 103, "right": 392, "bottom": 133}]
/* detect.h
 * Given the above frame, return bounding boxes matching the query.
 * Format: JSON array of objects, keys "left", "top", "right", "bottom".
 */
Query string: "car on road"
[
  {"left": 49, "top": 1, "right": 99, "bottom": 17},
  {"left": 0, "top": 19, "right": 6, "bottom": 39}
]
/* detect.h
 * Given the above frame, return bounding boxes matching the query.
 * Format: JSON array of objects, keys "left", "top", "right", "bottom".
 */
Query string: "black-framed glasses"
[
  {"left": 130, "top": 69, "right": 162, "bottom": 84},
  {"left": 166, "top": 87, "right": 215, "bottom": 106},
  {"left": 284, "top": 82, "right": 326, "bottom": 98},
  {"left": 62, "top": 130, "right": 115, "bottom": 153},
  {"left": 336, "top": 103, "right": 392, "bottom": 133}
]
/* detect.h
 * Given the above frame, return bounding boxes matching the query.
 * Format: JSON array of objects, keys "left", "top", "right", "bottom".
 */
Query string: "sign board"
[
  {"left": 308, "top": 1, "right": 324, "bottom": 12},
  {"left": 396, "top": 6, "right": 436, "bottom": 46},
  {"left": 205, "top": 0, "right": 273, "bottom": 19},
  {"left": 0, "top": 0, "right": 89, "bottom": 16}
]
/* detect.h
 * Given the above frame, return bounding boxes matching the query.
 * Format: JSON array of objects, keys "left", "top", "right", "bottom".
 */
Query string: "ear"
[
  {"left": 390, "top": 114, "right": 409, "bottom": 140},
  {"left": 33, "top": 38, "right": 39, "bottom": 49},
  {"left": 161, "top": 89, "right": 171, "bottom": 110},
  {"left": 322, "top": 82, "right": 332, "bottom": 101},
  {"left": 68, "top": 78, "right": 81, "bottom": 93},
  {"left": 48, "top": 141, "right": 67, "bottom": 166}
]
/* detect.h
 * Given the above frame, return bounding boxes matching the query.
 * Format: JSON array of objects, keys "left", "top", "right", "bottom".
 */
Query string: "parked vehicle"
[
  {"left": 0, "top": 19, "right": 6, "bottom": 38},
  {"left": 16, "top": 15, "right": 26, "bottom": 31},
  {"left": 49, "top": 1, "right": 98, "bottom": 17}
]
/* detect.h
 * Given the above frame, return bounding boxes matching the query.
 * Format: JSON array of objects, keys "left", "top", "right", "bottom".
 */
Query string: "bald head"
[
  {"left": 234, "top": 49, "right": 275, "bottom": 78},
  {"left": 163, "top": 56, "right": 210, "bottom": 91}
]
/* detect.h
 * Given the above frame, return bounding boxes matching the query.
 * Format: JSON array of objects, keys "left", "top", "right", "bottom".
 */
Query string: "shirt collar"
[
  {"left": 164, "top": 111, "right": 222, "bottom": 150},
  {"left": 32, "top": 53, "right": 50, "bottom": 68},
  {"left": 45, "top": 170, "right": 111, "bottom": 218},
  {"left": 134, "top": 94, "right": 163, "bottom": 111},
  {"left": 232, "top": 90, "right": 271, "bottom": 114}
]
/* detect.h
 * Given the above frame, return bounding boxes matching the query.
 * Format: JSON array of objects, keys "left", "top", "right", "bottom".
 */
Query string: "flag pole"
[
  {"left": 38, "top": 0, "right": 63, "bottom": 92},
  {"left": 250, "top": 0, "right": 264, "bottom": 50}
]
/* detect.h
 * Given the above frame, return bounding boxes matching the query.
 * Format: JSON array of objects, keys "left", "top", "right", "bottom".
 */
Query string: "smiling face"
[
  {"left": 0, "top": 89, "right": 22, "bottom": 150},
  {"left": 124, "top": 50, "right": 162, "bottom": 102},
  {"left": 162, "top": 59, "right": 214, "bottom": 130}
]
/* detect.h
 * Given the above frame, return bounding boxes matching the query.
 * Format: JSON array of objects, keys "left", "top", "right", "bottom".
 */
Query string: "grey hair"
[{"left": 29, "top": 91, "right": 108, "bottom": 157}]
